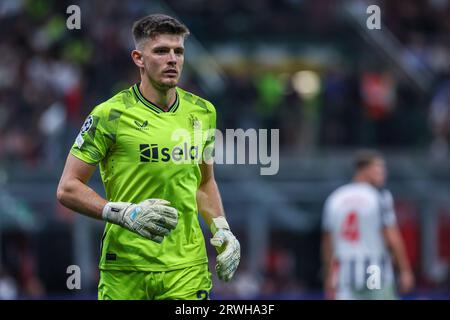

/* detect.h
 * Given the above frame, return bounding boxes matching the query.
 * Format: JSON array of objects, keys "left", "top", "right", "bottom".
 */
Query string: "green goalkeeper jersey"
[{"left": 70, "top": 84, "right": 216, "bottom": 271}]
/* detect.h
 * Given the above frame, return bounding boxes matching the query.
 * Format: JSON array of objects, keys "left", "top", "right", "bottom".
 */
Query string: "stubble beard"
[{"left": 147, "top": 72, "right": 178, "bottom": 91}]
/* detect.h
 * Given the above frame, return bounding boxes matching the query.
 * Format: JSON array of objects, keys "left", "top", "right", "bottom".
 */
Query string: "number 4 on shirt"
[{"left": 341, "top": 211, "right": 359, "bottom": 242}]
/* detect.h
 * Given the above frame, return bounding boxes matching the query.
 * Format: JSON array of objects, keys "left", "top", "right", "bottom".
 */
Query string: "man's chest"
[{"left": 113, "top": 110, "right": 208, "bottom": 164}]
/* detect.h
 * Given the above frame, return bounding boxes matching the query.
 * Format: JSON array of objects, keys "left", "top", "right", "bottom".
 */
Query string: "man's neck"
[
  {"left": 353, "top": 175, "right": 368, "bottom": 185},
  {"left": 139, "top": 78, "right": 176, "bottom": 112}
]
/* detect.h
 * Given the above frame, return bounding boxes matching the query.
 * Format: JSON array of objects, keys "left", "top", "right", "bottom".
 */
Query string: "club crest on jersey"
[
  {"left": 80, "top": 115, "right": 93, "bottom": 134},
  {"left": 189, "top": 114, "right": 201, "bottom": 130}
]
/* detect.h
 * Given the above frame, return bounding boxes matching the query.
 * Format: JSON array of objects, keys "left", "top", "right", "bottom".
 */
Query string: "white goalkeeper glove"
[
  {"left": 102, "top": 199, "right": 178, "bottom": 243},
  {"left": 210, "top": 216, "right": 240, "bottom": 282}
]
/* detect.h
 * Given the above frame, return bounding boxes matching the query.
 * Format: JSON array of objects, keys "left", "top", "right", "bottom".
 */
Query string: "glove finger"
[
  {"left": 140, "top": 210, "right": 177, "bottom": 230},
  {"left": 154, "top": 221, "right": 177, "bottom": 232},
  {"left": 216, "top": 251, "right": 237, "bottom": 271},
  {"left": 227, "top": 259, "right": 240, "bottom": 274},
  {"left": 215, "top": 237, "right": 240, "bottom": 281},
  {"left": 218, "top": 253, "right": 239, "bottom": 268},
  {"left": 141, "top": 199, "right": 171, "bottom": 207},
  {"left": 219, "top": 259, "right": 239, "bottom": 282},
  {"left": 224, "top": 269, "right": 236, "bottom": 282},
  {"left": 222, "top": 270, "right": 232, "bottom": 282},
  {"left": 154, "top": 215, "right": 178, "bottom": 230},
  {"left": 210, "top": 231, "right": 226, "bottom": 248},
  {"left": 217, "top": 250, "right": 240, "bottom": 275},
  {"left": 216, "top": 262, "right": 237, "bottom": 282},
  {"left": 217, "top": 242, "right": 237, "bottom": 262},
  {"left": 215, "top": 263, "right": 224, "bottom": 281},
  {"left": 143, "top": 222, "right": 170, "bottom": 236},
  {"left": 138, "top": 229, "right": 164, "bottom": 243},
  {"left": 148, "top": 205, "right": 178, "bottom": 220},
  {"left": 217, "top": 258, "right": 237, "bottom": 276},
  {"left": 210, "top": 236, "right": 224, "bottom": 248},
  {"left": 159, "top": 205, "right": 178, "bottom": 219}
]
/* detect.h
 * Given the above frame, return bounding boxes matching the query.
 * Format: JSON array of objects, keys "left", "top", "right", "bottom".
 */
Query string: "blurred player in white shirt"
[{"left": 321, "top": 150, "right": 414, "bottom": 299}]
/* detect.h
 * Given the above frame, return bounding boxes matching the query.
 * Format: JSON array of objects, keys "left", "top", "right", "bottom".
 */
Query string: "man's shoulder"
[
  {"left": 328, "top": 183, "right": 353, "bottom": 197},
  {"left": 328, "top": 182, "right": 375, "bottom": 201},
  {"left": 177, "top": 87, "right": 215, "bottom": 114},
  {"left": 91, "top": 86, "right": 136, "bottom": 116},
  {"left": 378, "top": 188, "right": 394, "bottom": 204},
  {"left": 379, "top": 188, "right": 393, "bottom": 197}
]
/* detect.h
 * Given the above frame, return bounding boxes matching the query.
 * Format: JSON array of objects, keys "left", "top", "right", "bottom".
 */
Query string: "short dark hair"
[
  {"left": 132, "top": 14, "right": 190, "bottom": 47},
  {"left": 353, "top": 149, "right": 383, "bottom": 171}
]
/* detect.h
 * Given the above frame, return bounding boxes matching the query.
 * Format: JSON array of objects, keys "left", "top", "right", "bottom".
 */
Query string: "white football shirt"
[{"left": 322, "top": 182, "right": 397, "bottom": 295}]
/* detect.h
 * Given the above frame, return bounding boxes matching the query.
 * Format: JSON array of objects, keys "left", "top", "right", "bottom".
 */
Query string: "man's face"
[
  {"left": 366, "top": 158, "right": 386, "bottom": 188},
  {"left": 138, "top": 33, "right": 185, "bottom": 90}
]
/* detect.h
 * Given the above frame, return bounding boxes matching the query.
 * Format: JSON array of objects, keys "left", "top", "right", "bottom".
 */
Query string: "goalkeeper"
[{"left": 56, "top": 14, "right": 240, "bottom": 300}]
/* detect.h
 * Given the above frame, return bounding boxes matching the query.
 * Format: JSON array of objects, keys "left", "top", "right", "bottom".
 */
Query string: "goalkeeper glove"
[
  {"left": 210, "top": 216, "right": 240, "bottom": 282},
  {"left": 102, "top": 199, "right": 178, "bottom": 243}
]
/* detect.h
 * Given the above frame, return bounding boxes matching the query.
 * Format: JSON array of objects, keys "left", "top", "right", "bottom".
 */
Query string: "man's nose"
[{"left": 167, "top": 51, "right": 177, "bottom": 64}]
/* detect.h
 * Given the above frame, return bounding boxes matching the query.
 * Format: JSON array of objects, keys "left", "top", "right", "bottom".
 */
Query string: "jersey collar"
[{"left": 132, "top": 83, "right": 180, "bottom": 114}]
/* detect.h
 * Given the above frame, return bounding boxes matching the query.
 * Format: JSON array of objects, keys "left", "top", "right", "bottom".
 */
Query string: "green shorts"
[{"left": 98, "top": 263, "right": 212, "bottom": 300}]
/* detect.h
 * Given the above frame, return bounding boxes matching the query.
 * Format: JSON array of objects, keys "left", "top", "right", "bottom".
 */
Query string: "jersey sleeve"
[
  {"left": 379, "top": 189, "right": 397, "bottom": 227},
  {"left": 70, "top": 104, "right": 115, "bottom": 165}
]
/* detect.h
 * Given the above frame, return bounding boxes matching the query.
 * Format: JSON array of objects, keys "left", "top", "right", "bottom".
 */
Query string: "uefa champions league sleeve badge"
[
  {"left": 80, "top": 115, "right": 94, "bottom": 134},
  {"left": 76, "top": 115, "right": 93, "bottom": 148}
]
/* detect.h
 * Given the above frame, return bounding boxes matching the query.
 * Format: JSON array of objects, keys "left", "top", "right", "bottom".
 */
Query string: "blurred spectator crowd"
[
  {"left": 0, "top": 0, "right": 449, "bottom": 169},
  {"left": 0, "top": 0, "right": 449, "bottom": 298}
]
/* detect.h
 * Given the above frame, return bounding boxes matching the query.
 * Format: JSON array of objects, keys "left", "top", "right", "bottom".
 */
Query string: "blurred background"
[{"left": 0, "top": 0, "right": 449, "bottom": 299}]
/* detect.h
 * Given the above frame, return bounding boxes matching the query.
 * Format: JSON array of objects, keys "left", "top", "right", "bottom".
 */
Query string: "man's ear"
[{"left": 131, "top": 49, "right": 144, "bottom": 68}]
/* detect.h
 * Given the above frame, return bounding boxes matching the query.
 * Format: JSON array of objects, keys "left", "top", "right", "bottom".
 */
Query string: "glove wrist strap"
[
  {"left": 210, "top": 216, "right": 230, "bottom": 235},
  {"left": 102, "top": 202, "right": 123, "bottom": 224}
]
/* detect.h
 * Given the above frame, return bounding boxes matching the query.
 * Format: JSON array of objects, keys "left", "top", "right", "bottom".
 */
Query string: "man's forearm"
[
  {"left": 196, "top": 178, "right": 225, "bottom": 228},
  {"left": 384, "top": 227, "right": 412, "bottom": 273},
  {"left": 196, "top": 165, "right": 240, "bottom": 282},
  {"left": 321, "top": 233, "right": 333, "bottom": 278},
  {"left": 390, "top": 238, "right": 412, "bottom": 273},
  {"left": 57, "top": 178, "right": 107, "bottom": 220}
]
